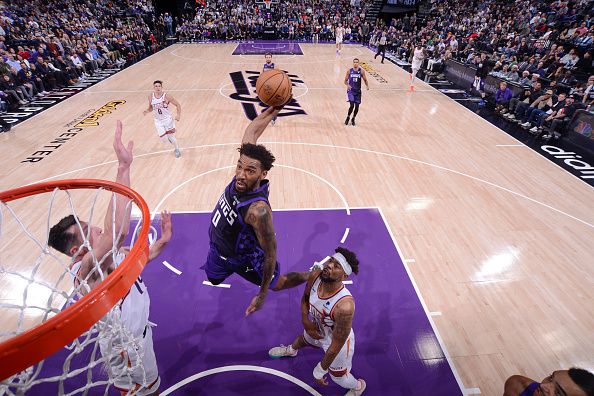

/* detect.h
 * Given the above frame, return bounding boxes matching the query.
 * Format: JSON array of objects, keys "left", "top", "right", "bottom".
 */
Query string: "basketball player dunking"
[
  {"left": 202, "top": 98, "right": 309, "bottom": 316},
  {"left": 143, "top": 80, "right": 182, "bottom": 158},
  {"left": 335, "top": 23, "right": 345, "bottom": 55},
  {"left": 263, "top": 53, "right": 278, "bottom": 125},
  {"left": 344, "top": 58, "right": 369, "bottom": 127},
  {"left": 48, "top": 122, "right": 173, "bottom": 396},
  {"left": 268, "top": 247, "right": 366, "bottom": 395}
]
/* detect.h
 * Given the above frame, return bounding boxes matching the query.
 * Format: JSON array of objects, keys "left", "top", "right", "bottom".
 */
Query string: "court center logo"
[{"left": 227, "top": 71, "right": 307, "bottom": 120}]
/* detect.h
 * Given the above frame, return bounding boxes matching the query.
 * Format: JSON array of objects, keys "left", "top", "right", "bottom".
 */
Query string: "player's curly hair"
[
  {"left": 238, "top": 143, "right": 276, "bottom": 171},
  {"left": 569, "top": 368, "right": 594, "bottom": 396},
  {"left": 335, "top": 247, "right": 359, "bottom": 275},
  {"left": 48, "top": 215, "right": 79, "bottom": 256}
]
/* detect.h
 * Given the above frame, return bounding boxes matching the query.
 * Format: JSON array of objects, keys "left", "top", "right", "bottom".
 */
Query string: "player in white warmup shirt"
[
  {"left": 48, "top": 122, "right": 173, "bottom": 396},
  {"left": 143, "top": 80, "right": 182, "bottom": 158},
  {"left": 268, "top": 247, "right": 366, "bottom": 395},
  {"left": 335, "top": 23, "right": 345, "bottom": 54}
]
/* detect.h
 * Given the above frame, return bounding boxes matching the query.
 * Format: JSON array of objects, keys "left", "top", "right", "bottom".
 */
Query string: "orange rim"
[{"left": 0, "top": 179, "right": 151, "bottom": 381}]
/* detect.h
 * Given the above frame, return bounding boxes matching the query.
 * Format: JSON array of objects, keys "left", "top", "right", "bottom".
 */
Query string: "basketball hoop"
[
  {"left": 0, "top": 179, "right": 150, "bottom": 389},
  {"left": 263, "top": 0, "right": 271, "bottom": 9}
]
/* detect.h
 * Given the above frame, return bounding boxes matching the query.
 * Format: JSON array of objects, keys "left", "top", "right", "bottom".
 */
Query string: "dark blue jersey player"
[
  {"left": 263, "top": 52, "right": 278, "bottom": 125},
  {"left": 344, "top": 58, "right": 369, "bottom": 127},
  {"left": 203, "top": 95, "right": 308, "bottom": 316},
  {"left": 263, "top": 52, "right": 275, "bottom": 71}
]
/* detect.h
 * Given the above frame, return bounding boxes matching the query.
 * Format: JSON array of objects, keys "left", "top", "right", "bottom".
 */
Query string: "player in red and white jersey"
[
  {"left": 143, "top": 80, "right": 182, "bottom": 158},
  {"left": 48, "top": 122, "right": 173, "bottom": 396},
  {"left": 268, "top": 247, "right": 366, "bottom": 395}
]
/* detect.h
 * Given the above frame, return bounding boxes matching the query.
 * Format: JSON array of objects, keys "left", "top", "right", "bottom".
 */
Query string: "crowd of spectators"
[
  {"left": 174, "top": 0, "right": 374, "bottom": 44},
  {"left": 0, "top": 0, "right": 163, "bottom": 112},
  {"left": 374, "top": 0, "right": 594, "bottom": 140},
  {"left": 2, "top": 0, "right": 593, "bottom": 140}
]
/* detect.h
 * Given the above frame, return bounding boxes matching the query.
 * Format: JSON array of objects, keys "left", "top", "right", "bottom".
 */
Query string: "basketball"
[{"left": 256, "top": 69, "right": 292, "bottom": 107}]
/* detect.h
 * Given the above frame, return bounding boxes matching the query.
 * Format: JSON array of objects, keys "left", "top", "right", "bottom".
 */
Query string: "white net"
[{"left": 0, "top": 185, "right": 154, "bottom": 395}]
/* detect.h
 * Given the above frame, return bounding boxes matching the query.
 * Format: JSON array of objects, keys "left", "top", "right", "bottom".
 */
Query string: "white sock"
[{"left": 167, "top": 134, "right": 179, "bottom": 150}]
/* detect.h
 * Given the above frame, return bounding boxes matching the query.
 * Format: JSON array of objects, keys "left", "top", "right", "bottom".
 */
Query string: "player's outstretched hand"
[
  {"left": 113, "top": 120, "right": 133, "bottom": 167},
  {"left": 245, "top": 293, "right": 266, "bottom": 316},
  {"left": 159, "top": 211, "right": 172, "bottom": 243}
]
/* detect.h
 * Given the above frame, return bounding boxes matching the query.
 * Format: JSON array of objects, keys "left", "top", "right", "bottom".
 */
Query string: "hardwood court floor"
[{"left": 1, "top": 43, "right": 593, "bottom": 395}]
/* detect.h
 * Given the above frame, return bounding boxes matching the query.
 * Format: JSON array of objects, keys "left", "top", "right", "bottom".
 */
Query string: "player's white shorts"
[
  {"left": 303, "top": 329, "right": 355, "bottom": 373},
  {"left": 411, "top": 59, "right": 422, "bottom": 71},
  {"left": 100, "top": 326, "right": 160, "bottom": 395},
  {"left": 154, "top": 117, "right": 176, "bottom": 142},
  {"left": 336, "top": 36, "right": 343, "bottom": 44}
]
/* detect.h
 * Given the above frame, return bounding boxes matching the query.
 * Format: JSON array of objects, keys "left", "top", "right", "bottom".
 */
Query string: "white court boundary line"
[
  {"left": 152, "top": 163, "right": 351, "bottom": 216},
  {"left": 161, "top": 365, "right": 321, "bottom": 396},
  {"left": 202, "top": 281, "right": 231, "bottom": 288},
  {"left": 162, "top": 260, "right": 182, "bottom": 275},
  {"left": 27, "top": 141, "right": 594, "bottom": 229},
  {"left": 377, "top": 207, "right": 469, "bottom": 395}
]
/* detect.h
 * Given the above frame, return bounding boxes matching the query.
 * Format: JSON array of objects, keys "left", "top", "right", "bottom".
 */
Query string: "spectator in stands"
[
  {"left": 504, "top": 81, "right": 542, "bottom": 119},
  {"left": 582, "top": 75, "right": 594, "bottom": 104},
  {"left": 495, "top": 81, "right": 513, "bottom": 114},
  {"left": 507, "top": 65, "right": 521, "bottom": 82},
  {"left": 575, "top": 51, "right": 593, "bottom": 75},
  {"left": 542, "top": 94, "right": 584, "bottom": 140},
  {"left": 527, "top": 91, "right": 567, "bottom": 134},
  {"left": 0, "top": 74, "right": 28, "bottom": 105},
  {"left": 518, "top": 70, "right": 532, "bottom": 86},
  {"left": 558, "top": 69, "right": 577, "bottom": 87},
  {"left": 519, "top": 89, "right": 554, "bottom": 128}
]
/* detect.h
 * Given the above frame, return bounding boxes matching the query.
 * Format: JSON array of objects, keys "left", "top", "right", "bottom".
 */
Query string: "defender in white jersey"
[
  {"left": 143, "top": 80, "right": 182, "bottom": 158},
  {"left": 48, "top": 123, "right": 172, "bottom": 396},
  {"left": 335, "top": 23, "right": 345, "bottom": 54},
  {"left": 410, "top": 45, "right": 426, "bottom": 90},
  {"left": 268, "top": 247, "right": 366, "bottom": 395}
]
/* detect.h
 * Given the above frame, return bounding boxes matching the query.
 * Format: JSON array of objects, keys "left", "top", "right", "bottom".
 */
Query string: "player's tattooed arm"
[
  {"left": 302, "top": 270, "right": 324, "bottom": 339},
  {"left": 320, "top": 298, "right": 355, "bottom": 370},
  {"left": 244, "top": 201, "right": 277, "bottom": 315},
  {"left": 344, "top": 70, "right": 351, "bottom": 90}
]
